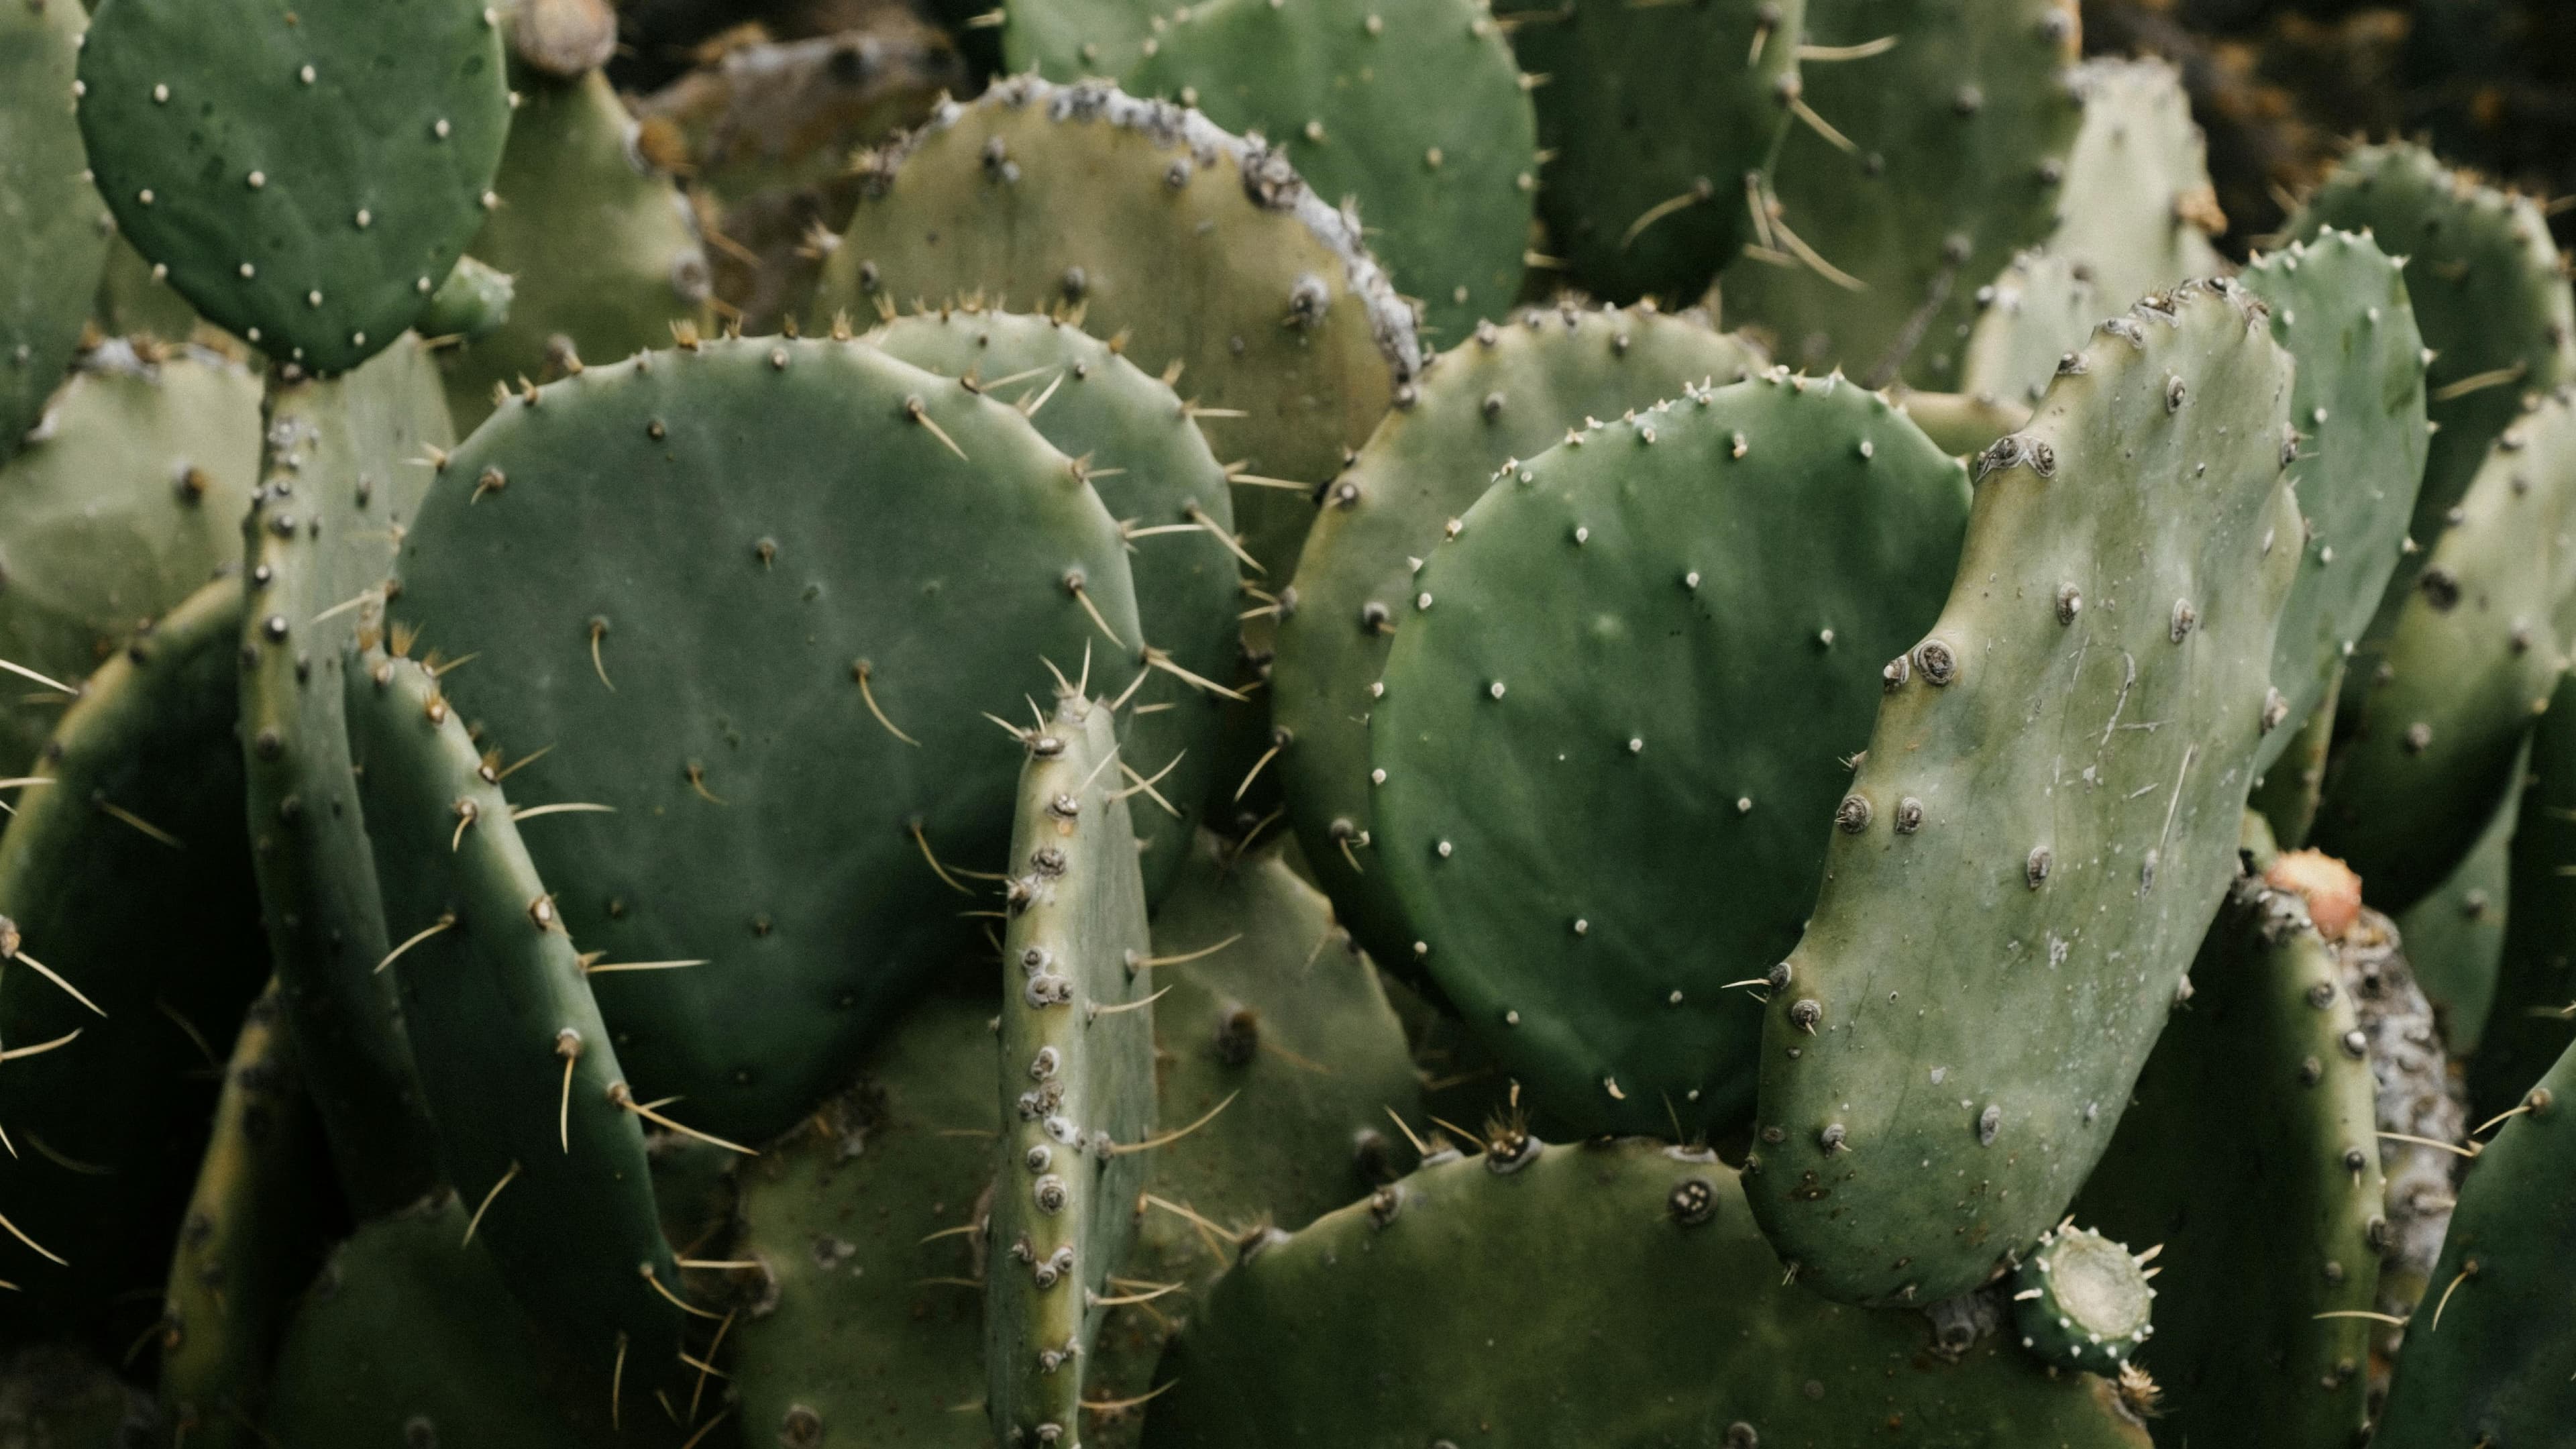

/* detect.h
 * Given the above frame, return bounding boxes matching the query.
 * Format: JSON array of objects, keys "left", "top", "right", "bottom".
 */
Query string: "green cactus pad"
[
  {"left": 0, "top": 342, "right": 262, "bottom": 771},
  {"left": 0, "top": 577, "right": 268, "bottom": 1340},
  {"left": 1, "top": 0, "right": 112, "bottom": 465},
  {"left": 76, "top": 0, "right": 512, "bottom": 374},
  {"left": 2398, "top": 759, "right": 2517, "bottom": 1061},
  {"left": 1509, "top": 0, "right": 1799, "bottom": 307},
  {"left": 1144, "top": 1144, "right": 2151, "bottom": 1447},
  {"left": 2287, "top": 143, "right": 2576, "bottom": 569},
  {"left": 93, "top": 233, "right": 211, "bottom": 347},
  {"left": 1960, "top": 248, "right": 2099, "bottom": 410},
  {"left": 987, "top": 690, "right": 1156, "bottom": 1447},
  {"left": 344, "top": 649, "right": 685, "bottom": 1381},
  {"left": 2371, "top": 1022, "right": 2576, "bottom": 1441},
  {"left": 812, "top": 76, "right": 1423, "bottom": 580},
  {"left": 158, "top": 980, "right": 330, "bottom": 1449},
  {"left": 2073, "top": 859, "right": 2383, "bottom": 1444},
  {"left": 1275, "top": 300, "right": 1764, "bottom": 986},
  {"left": 1006, "top": 0, "right": 1536, "bottom": 343},
  {"left": 2251, "top": 662, "right": 2339, "bottom": 849},
  {"left": 388, "top": 333, "right": 1143, "bottom": 1146},
  {"left": 2469, "top": 673, "right": 2576, "bottom": 1120},
  {"left": 1371, "top": 371, "right": 1970, "bottom": 1136},
  {"left": 868, "top": 307, "right": 1240, "bottom": 902},
  {"left": 1719, "top": 0, "right": 2082, "bottom": 390},
  {"left": 2006, "top": 1225, "right": 2155, "bottom": 1371},
  {"left": 437, "top": 66, "right": 710, "bottom": 429},
  {"left": 2239, "top": 230, "right": 2429, "bottom": 774},
  {"left": 1746, "top": 279, "right": 2302, "bottom": 1306},
  {"left": 2312, "top": 389, "right": 2576, "bottom": 912},
  {"left": 418, "top": 254, "right": 515, "bottom": 343},
  {"left": 241, "top": 335, "right": 450, "bottom": 1219},
  {"left": 728, "top": 993, "right": 994, "bottom": 1449}
]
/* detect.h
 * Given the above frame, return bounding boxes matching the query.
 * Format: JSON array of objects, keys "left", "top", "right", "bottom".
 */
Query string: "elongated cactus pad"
[
  {"left": 0, "top": 342, "right": 262, "bottom": 771},
  {"left": 813, "top": 76, "right": 1422, "bottom": 580},
  {"left": 870, "top": 307, "right": 1239, "bottom": 903},
  {"left": 987, "top": 690, "right": 1156, "bottom": 1448},
  {"left": 390, "top": 333, "right": 1142, "bottom": 1145},
  {"left": 1, "top": 0, "right": 111, "bottom": 465},
  {"left": 2073, "top": 857, "right": 2384, "bottom": 1447},
  {"left": 76, "top": 0, "right": 512, "bottom": 374},
  {"left": 1275, "top": 300, "right": 1764, "bottom": 986},
  {"left": 2313, "top": 388, "right": 2576, "bottom": 912},
  {"left": 345, "top": 649, "right": 685, "bottom": 1383},
  {"left": 241, "top": 335, "right": 449, "bottom": 1218},
  {"left": 1746, "top": 279, "right": 2302, "bottom": 1305},
  {"left": 1144, "top": 1144, "right": 2151, "bottom": 1447},
  {"left": 2398, "top": 761, "right": 2517, "bottom": 1061},
  {"left": 2469, "top": 672, "right": 2576, "bottom": 1118},
  {"left": 1372, "top": 370, "right": 1971, "bottom": 1136}
]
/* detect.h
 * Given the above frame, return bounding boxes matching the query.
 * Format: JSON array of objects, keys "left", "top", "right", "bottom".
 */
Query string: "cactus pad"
[
  {"left": 2397, "top": 765, "right": 2517, "bottom": 1061},
  {"left": 1746, "top": 279, "right": 2302, "bottom": 1305},
  {"left": 418, "top": 254, "right": 515, "bottom": 343},
  {"left": 2469, "top": 672, "right": 2576, "bottom": 1119},
  {"left": 2007, "top": 1224, "right": 2155, "bottom": 1371},
  {"left": 1, "top": 0, "right": 111, "bottom": 464},
  {"left": 1371, "top": 371, "right": 1971, "bottom": 1136}
]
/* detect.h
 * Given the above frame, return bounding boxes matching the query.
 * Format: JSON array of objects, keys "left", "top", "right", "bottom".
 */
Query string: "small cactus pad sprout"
[
  {"left": 345, "top": 650, "right": 686, "bottom": 1379},
  {"left": 417, "top": 254, "right": 516, "bottom": 343},
  {"left": 0, "top": 0, "right": 112, "bottom": 464},
  {"left": 988, "top": 689, "right": 1156, "bottom": 1447},
  {"left": 2470, "top": 673, "right": 2576, "bottom": 1120},
  {"left": 2008, "top": 1224, "right": 2155, "bottom": 1371},
  {"left": 1721, "top": 0, "right": 2083, "bottom": 390},
  {"left": 2074, "top": 837, "right": 2383, "bottom": 1446},
  {"left": 1370, "top": 370, "right": 1970, "bottom": 1137},
  {"left": 870, "top": 306, "right": 1240, "bottom": 903},
  {"left": 239, "top": 335, "right": 451, "bottom": 1217},
  {"left": 2238, "top": 229, "right": 2428, "bottom": 775},
  {"left": 2313, "top": 388, "right": 2576, "bottom": 912},
  {"left": 1746, "top": 280, "right": 2302, "bottom": 1306},
  {"left": 0, "top": 578, "right": 271, "bottom": 1334},
  {"left": 1275, "top": 300, "right": 1766, "bottom": 987},
  {"left": 76, "top": 0, "right": 512, "bottom": 374},
  {"left": 0, "top": 343, "right": 262, "bottom": 771},
  {"left": 813, "top": 76, "right": 1422, "bottom": 580},
  {"left": 390, "top": 333, "right": 1144, "bottom": 1145},
  {"left": 1144, "top": 1144, "right": 2151, "bottom": 1446}
]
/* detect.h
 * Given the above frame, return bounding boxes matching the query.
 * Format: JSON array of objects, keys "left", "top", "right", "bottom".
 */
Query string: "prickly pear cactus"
[
  {"left": 987, "top": 690, "right": 1156, "bottom": 1448},
  {"left": 76, "top": 0, "right": 513, "bottom": 373},
  {"left": 417, "top": 254, "right": 515, "bottom": 342},
  {"left": 1, "top": 0, "right": 111, "bottom": 465},
  {"left": 869, "top": 307, "right": 1240, "bottom": 902},
  {"left": 1371, "top": 371, "right": 1971, "bottom": 1136},
  {"left": 389, "top": 333, "right": 1142, "bottom": 1145},
  {"left": 2006, "top": 1224, "right": 2155, "bottom": 1371},
  {"left": 1720, "top": 0, "right": 2084, "bottom": 388},
  {"left": 0, "top": 342, "right": 262, "bottom": 771},
  {"left": 1275, "top": 300, "right": 1764, "bottom": 985},
  {"left": 812, "top": 76, "right": 1423, "bottom": 580},
  {"left": 1746, "top": 280, "right": 2302, "bottom": 1306},
  {"left": 1144, "top": 1144, "right": 2153, "bottom": 1447},
  {"left": 2397, "top": 757, "right": 2518, "bottom": 1058},
  {"left": 2470, "top": 672, "right": 2576, "bottom": 1119}
]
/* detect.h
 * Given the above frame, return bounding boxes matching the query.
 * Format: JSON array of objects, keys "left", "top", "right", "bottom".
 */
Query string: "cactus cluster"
[{"left": 7, "top": 1, "right": 2576, "bottom": 1445}]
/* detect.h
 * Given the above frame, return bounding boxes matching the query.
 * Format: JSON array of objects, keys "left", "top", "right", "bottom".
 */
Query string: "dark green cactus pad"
[
  {"left": 2287, "top": 144, "right": 2576, "bottom": 576},
  {"left": 728, "top": 994, "right": 994, "bottom": 1449},
  {"left": 417, "top": 254, "right": 515, "bottom": 343},
  {"left": 869, "top": 307, "right": 1240, "bottom": 904},
  {"left": 1747, "top": 279, "right": 2302, "bottom": 1307},
  {"left": 2312, "top": 389, "right": 2576, "bottom": 912},
  {"left": 2371, "top": 1025, "right": 2576, "bottom": 1442},
  {"left": 0, "top": 343, "right": 262, "bottom": 772},
  {"left": 241, "top": 335, "right": 449, "bottom": 1220},
  {"left": 1, "top": 0, "right": 112, "bottom": 466},
  {"left": 1144, "top": 1144, "right": 2152, "bottom": 1448},
  {"left": 2238, "top": 230, "right": 2428, "bottom": 775},
  {"left": 1371, "top": 372, "right": 1970, "bottom": 1137},
  {"left": 2469, "top": 672, "right": 2576, "bottom": 1120},
  {"left": 987, "top": 690, "right": 1155, "bottom": 1447},
  {"left": 1275, "top": 300, "right": 1764, "bottom": 988},
  {"left": 0, "top": 578, "right": 268, "bottom": 1345},
  {"left": 1509, "top": 0, "right": 1799, "bottom": 308},
  {"left": 158, "top": 980, "right": 330, "bottom": 1449},
  {"left": 76, "top": 0, "right": 511, "bottom": 374},
  {"left": 2396, "top": 757, "right": 2516, "bottom": 1061},
  {"left": 1008, "top": 0, "right": 1536, "bottom": 343},
  {"left": 0, "top": 1346, "right": 154, "bottom": 1447},
  {"left": 437, "top": 67, "right": 710, "bottom": 429},
  {"left": 1719, "top": 0, "right": 2082, "bottom": 389},
  {"left": 2072, "top": 859, "right": 2384, "bottom": 1447},
  {"left": 344, "top": 649, "right": 685, "bottom": 1383},
  {"left": 2006, "top": 1224, "right": 2155, "bottom": 1371},
  {"left": 2249, "top": 661, "right": 2339, "bottom": 849},
  {"left": 812, "top": 76, "right": 1424, "bottom": 581},
  {"left": 388, "top": 333, "right": 1143, "bottom": 1146}
]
